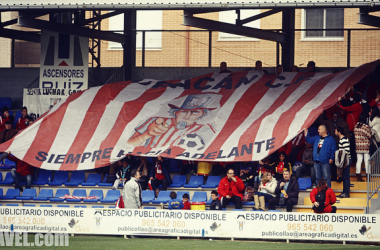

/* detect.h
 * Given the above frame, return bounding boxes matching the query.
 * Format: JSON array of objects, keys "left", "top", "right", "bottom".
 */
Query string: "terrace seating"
[
  {"left": 24, "top": 204, "right": 36, "bottom": 207},
  {"left": 100, "top": 190, "right": 120, "bottom": 203},
  {"left": 49, "top": 188, "right": 70, "bottom": 202},
  {"left": 34, "top": 189, "right": 53, "bottom": 201},
  {"left": 64, "top": 171, "right": 85, "bottom": 186},
  {"left": 169, "top": 175, "right": 186, "bottom": 187},
  {"left": 57, "top": 205, "right": 70, "bottom": 208},
  {"left": 201, "top": 176, "right": 220, "bottom": 188},
  {"left": 81, "top": 174, "right": 101, "bottom": 186},
  {"left": 183, "top": 176, "right": 203, "bottom": 188},
  {"left": 142, "top": 190, "right": 155, "bottom": 204},
  {"left": 83, "top": 190, "right": 103, "bottom": 202},
  {"left": 66, "top": 189, "right": 87, "bottom": 202},
  {"left": 176, "top": 191, "right": 190, "bottom": 200},
  {"left": 298, "top": 178, "right": 312, "bottom": 190},
  {"left": 15, "top": 188, "right": 37, "bottom": 200},
  {"left": 97, "top": 174, "right": 112, "bottom": 187},
  {"left": 49, "top": 171, "right": 69, "bottom": 186},
  {"left": 40, "top": 205, "right": 52, "bottom": 207},
  {"left": 191, "top": 191, "right": 207, "bottom": 202},
  {"left": 151, "top": 191, "right": 171, "bottom": 204},
  {"left": 0, "top": 172, "right": 14, "bottom": 185},
  {"left": 92, "top": 206, "right": 104, "bottom": 208},
  {"left": 0, "top": 189, "right": 20, "bottom": 199},
  {"left": 33, "top": 170, "right": 53, "bottom": 185}
]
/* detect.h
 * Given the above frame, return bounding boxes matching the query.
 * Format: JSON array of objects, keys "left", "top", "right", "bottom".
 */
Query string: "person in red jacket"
[
  {"left": 16, "top": 106, "right": 29, "bottom": 131},
  {"left": 2, "top": 151, "right": 34, "bottom": 191},
  {"left": 369, "top": 89, "right": 380, "bottom": 110},
  {"left": 310, "top": 179, "right": 337, "bottom": 213},
  {"left": 218, "top": 168, "right": 245, "bottom": 209}
]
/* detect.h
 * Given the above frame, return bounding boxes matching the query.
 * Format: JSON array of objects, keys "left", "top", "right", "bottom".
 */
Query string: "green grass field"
[{"left": 2, "top": 235, "right": 379, "bottom": 249}]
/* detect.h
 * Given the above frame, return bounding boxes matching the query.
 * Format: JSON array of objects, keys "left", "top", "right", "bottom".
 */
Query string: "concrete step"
[
  {"left": 330, "top": 181, "right": 368, "bottom": 191},
  {"left": 304, "top": 197, "right": 369, "bottom": 207},
  {"left": 295, "top": 207, "right": 365, "bottom": 214},
  {"left": 334, "top": 191, "right": 375, "bottom": 199}
]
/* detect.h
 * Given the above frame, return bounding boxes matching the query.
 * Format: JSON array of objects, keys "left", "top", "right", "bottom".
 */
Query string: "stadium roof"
[{"left": 0, "top": 0, "right": 379, "bottom": 10}]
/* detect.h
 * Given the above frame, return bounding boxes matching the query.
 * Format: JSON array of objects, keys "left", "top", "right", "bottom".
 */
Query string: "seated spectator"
[
  {"left": 136, "top": 156, "right": 152, "bottom": 190},
  {"left": 310, "top": 178, "right": 337, "bottom": 213},
  {"left": 234, "top": 161, "right": 256, "bottom": 187},
  {"left": 218, "top": 168, "right": 245, "bottom": 209},
  {"left": 291, "top": 65, "right": 299, "bottom": 72},
  {"left": 275, "top": 65, "right": 283, "bottom": 75},
  {"left": 307, "top": 61, "right": 316, "bottom": 72},
  {"left": 112, "top": 157, "right": 132, "bottom": 190},
  {"left": 271, "top": 152, "right": 292, "bottom": 181},
  {"left": 369, "top": 89, "right": 380, "bottom": 110},
  {"left": 255, "top": 60, "right": 268, "bottom": 75},
  {"left": 253, "top": 172, "right": 277, "bottom": 211},
  {"left": 253, "top": 158, "right": 274, "bottom": 190},
  {"left": 369, "top": 106, "right": 380, "bottom": 154},
  {"left": 219, "top": 62, "right": 231, "bottom": 73},
  {"left": 210, "top": 190, "right": 222, "bottom": 210},
  {"left": 16, "top": 106, "right": 29, "bottom": 131},
  {"left": 168, "top": 192, "right": 184, "bottom": 210},
  {"left": 269, "top": 170, "right": 299, "bottom": 212},
  {"left": 0, "top": 121, "right": 18, "bottom": 144},
  {"left": 0, "top": 106, "right": 14, "bottom": 131},
  {"left": 182, "top": 193, "right": 191, "bottom": 210},
  {"left": 296, "top": 143, "right": 316, "bottom": 186},
  {"left": 209, "top": 162, "right": 226, "bottom": 176},
  {"left": 149, "top": 156, "right": 172, "bottom": 193},
  {"left": 0, "top": 152, "right": 34, "bottom": 191}
]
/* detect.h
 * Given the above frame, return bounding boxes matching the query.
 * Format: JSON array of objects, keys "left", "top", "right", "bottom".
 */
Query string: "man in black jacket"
[{"left": 268, "top": 170, "right": 299, "bottom": 212}]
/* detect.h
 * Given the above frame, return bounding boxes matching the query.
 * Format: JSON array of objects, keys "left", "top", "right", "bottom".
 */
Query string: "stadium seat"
[
  {"left": 183, "top": 176, "right": 203, "bottom": 188},
  {"left": 242, "top": 201, "right": 255, "bottom": 206},
  {"left": 201, "top": 176, "right": 221, "bottom": 188},
  {"left": 233, "top": 209, "right": 245, "bottom": 211},
  {"left": 0, "top": 172, "right": 14, "bottom": 185},
  {"left": 268, "top": 210, "right": 281, "bottom": 212},
  {"left": 23, "top": 204, "right": 36, "bottom": 207},
  {"left": 74, "top": 206, "right": 87, "bottom": 208},
  {"left": 0, "top": 188, "right": 2, "bottom": 196},
  {"left": 169, "top": 175, "right": 186, "bottom": 187},
  {"left": 169, "top": 160, "right": 180, "bottom": 172},
  {"left": 176, "top": 191, "right": 190, "bottom": 200},
  {"left": 49, "top": 171, "right": 69, "bottom": 186},
  {"left": 4, "top": 158, "right": 15, "bottom": 167},
  {"left": 0, "top": 189, "right": 20, "bottom": 199},
  {"left": 66, "top": 189, "right": 87, "bottom": 202},
  {"left": 33, "top": 170, "right": 53, "bottom": 185},
  {"left": 151, "top": 191, "right": 171, "bottom": 204},
  {"left": 14, "top": 111, "right": 21, "bottom": 128},
  {"left": 100, "top": 190, "right": 120, "bottom": 203},
  {"left": 40, "top": 205, "right": 52, "bottom": 207},
  {"left": 142, "top": 190, "right": 155, "bottom": 204},
  {"left": 92, "top": 206, "right": 104, "bottom": 208},
  {"left": 191, "top": 192, "right": 207, "bottom": 202},
  {"left": 298, "top": 178, "right": 312, "bottom": 190},
  {"left": 0, "top": 97, "right": 12, "bottom": 109},
  {"left": 83, "top": 190, "right": 103, "bottom": 202},
  {"left": 6, "top": 204, "right": 19, "bottom": 206},
  {"left": 81, "top": 174, "right": 101, "bottom": 186},
  {"left": 64, "top": 171, "right": 85, "bottom": 186},
  {"left": 108, "top": 206, "right": 116, "bottom": 209},
  {"left": 97, "top": 174, "right": 112, "bottom": 187},
  {"left": 34, "top": 189, "right": 53, "bottom": 201},
  {"left": 49, "top": 189, "right": 70, "bottom": 202},
  {"left": 206, "top": 196, "right": 212, "bottom": 205},
  {"left": 57, "top": 205, "right": 70, "bottom": 208},
  {"left": 0, "top": 165, "right": 12, "bottom": 169},
  {"left": 16, "top": 188, "right": 37, "bottom": 200},
  {"left": 144, "top": 207, "right": 156, "bottom": 209}
]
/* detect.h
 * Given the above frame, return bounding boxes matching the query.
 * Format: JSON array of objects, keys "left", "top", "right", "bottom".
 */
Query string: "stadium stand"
[
  {"left": 183, "top": 176, "right": 203, "bottom": 188},
  {"left": 15, "top": 188, "right": 36, "bottom": 200},
  {"left": 66, "top": 189, "right": 87, "bottom": 202},
  {"left": 0, "top": 189, "right": 20, "bottom": 199},
  {"left": 0, "top": 172, "right": 14, "bottom": 185},
  {"left": 191, "top": 192, "right": 207, "bottom": 202},
  {"left": 98, "top": 174, "right": 112, "bottom": 187},
  {"left": 151, "top": 191, "right": 171, "bottom": 204},
  {"left": 142, "top": 190, "right": 155, "bottom": 204},
  {"left": 176, "top": 191, "right": 190, "bottom": 200},
  {"left": 33, "top": 170, "right": 53, "bottom": 185},
  {"left": 100, "top": 190, "right": 120, "bottom": 203},
  {"left": 298, "top": 178, "right": 312, "bottom": 190},
  {"left": 34, "top": 189, "right": 53, "bottom": 201},
  {"left": 169, "top": 175, "right": 186, "bottom": 187},
  {"left": 49, "top": 171, "right": 69, "bottom": 186},
  {"left": 200, "top": 176, "right": 220, "bottom": 188},
  {"left": 81, "top": 174, "right": 101, "bottom": 186},
  {"left": 49, "top": 189, "right": 70, "bottom": 202},
  {"left": 64, "top": 171, "right": 85, "bottom": 186},
  {"left": 83, "top": 190, "right": 103, "bottom": 202}
]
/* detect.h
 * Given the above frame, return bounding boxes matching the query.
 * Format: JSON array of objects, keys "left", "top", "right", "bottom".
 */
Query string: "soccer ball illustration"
[{"left": 178, "top": 134, "right": 205, "bottom": 151}]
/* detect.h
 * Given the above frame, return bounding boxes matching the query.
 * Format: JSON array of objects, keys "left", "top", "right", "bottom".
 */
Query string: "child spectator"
[
  {"left": 296, "top": 143, "right": 316, "bottom": 186},
  {"left": 182, "top": 193, "right": 191, "bottom": 210},
  {"left": 168, "top": 192, "right": 184, "bottom": 210},
  {"left": 271, "top": 152, "right": 293, "bottom": 181},
  {"left": 210, "top": 190, "right": 222, "bottom": 210}
]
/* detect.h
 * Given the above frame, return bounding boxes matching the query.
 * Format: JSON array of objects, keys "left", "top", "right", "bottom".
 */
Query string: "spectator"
[
  {"left": 275, "top": 65, "right": 283, "bottom": 75},
  {"left": 218, "top": 168, "right": 245, "bottom": 209},
  {"left": 234, "top": 161, "right": 255, "bottom": 187},
  {"left": 122, "top": 169, "right": 142, "bottom": 209},
  {"left": 209, "top": 162, "right": 226, "bottom": 176},
  {"left": 105, "top": 160, "right": 121, "bottom": 184},
  {"left": 307, "top": 61, "right": 316, "bottom": 72},
  {"left": 255, "top": 60, "right": 268, "bottom": 75},
  {"left": 369, "top": 106, "right": 380, "bottom": 154},
  {"left": 296, "top": 143, "right": 316, "bottom": 186},
  {"left": 179, "top": 160, "right": 197, "bottom": 176},
  {"left": 112, "top": 157, "right": 132, "bottom": 190},
  {"left": 210, "top": 190, "right": 222, "bottom": 210},
  {"left": 253, "top": 172, "right": 277, "bottom": 211},
  {"left": 0, "top": 106, "right": 14, "bottom": 131},
  {"left": 16, "top": 106, "right": 29, "bottom": 131},
  {"left": 338, "top": 93, "right": 363, "bottom": 163},
  {"left": 136, "top": 156, "right": 152, "bottom": 190},
  {"left": 254, "top": 158, "right": 274, "bottom": 190},
  {"left": 0, "top": 121, "right": 18, "bottom": 144},
  {"left": 0, "top": 152, "right": 34, "bottom": 191},
  {"left": 369, "top": 89, "right": 380, "bottom": 110},
  {"left": 304, "top": 125, "right": 337, "bottom": 188},
  {"left": 291, "top": 65, "right": 299, "bottom": 72},
  {"left": 354, "top": 114, "right": 371, "bottom": 182},
  {"left": 335, "top": 126, "right": 351, "bottom": 198},
  {"left": 182, "top": 193, "right": 191, "bottom": 210},
  {"left": 267, "top": 152, "right": 292, "bottom": 181},
  {"left": 168, "top": 192, "right": 184, "bottom": 210},
  {"left": 219, "top": 62, "right": 231, "bottom": 73},
  {"left": 269, "top": 170, "right": 299, "bottom": 212},
  {"left": 310, "top": 178, "right": 337, "bottom": 213},
  {"left": 149, "top": 156, "right": 172, "bottom": 193}
]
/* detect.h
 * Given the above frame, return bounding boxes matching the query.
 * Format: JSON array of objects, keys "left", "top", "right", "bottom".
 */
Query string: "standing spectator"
[
  {"left": 369, "top": 89, "right": 380, "bottom": 110},
  {"left": 338, "top": 93, "right": 363, "bottom": 163},
  {"left": 168, "top": 192, "right": 184, "bottom": 210},
  {"left": 253, "top": 172, "right": 277, "bottom": 211},
  {"left": 255, "top": 60, "right": 268, "bottom": 75},
  {"left": 219, "top": 62, "right": 231, "bottom": 73},
  {"left": 354, "top": 114, "right": 371, "bottom": 182},
  {"left": 218, "top": 168, "right": 245, "bottom": 209},
  {"left": 335, "top": 126, "right": 351, "bottom": 198},
  {"left": 296, "top": 143, "right": 316, "bottom": 186},
  {"left": 136, "top": 156, "right": 152, "bottom": 190},
  {"left": 269, "top": 170, "right": 299, "bottom": 212},
  {"left": 182, "top": 193, "right": 191, "bottom": 210},
  {"left": 16, "top": 107, "right": 29, "bottom": 131},
  {"left": 0, "top": 106, "right": 14, "bottom": 131},
  {"left": 272, "top": 152, "right": 292, "bottom": 181},
  {"left": 310, "top": 179, "right": 337, "bottom": 213},
  {"left": 122, "top": 169, "right": 142, "bottom": 209},
  {"left": 149, "top": 156, "right": 171, "bottom": 192},
  {"left": 307, "top": 61, "right": 316, "bottom": 72},
  {"left": 0, "top": 152, "right": 34, "bottom": 191},
  {"left": 112, "top": 157, "right": 132, "bottom": 190},
  {"left": 304, "top": 125, "right": 337, "bottom": 188},
  {"left": 210, "top": 190, "right": 222, "bottom": 210},
  {"left": 0, "top": 121, "right": 18, "bottom": 144},
  {"left": 369, "top": 106, "right": 380, "bottom": 155}
]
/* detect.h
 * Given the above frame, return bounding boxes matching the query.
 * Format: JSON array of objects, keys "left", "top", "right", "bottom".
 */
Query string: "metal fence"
[{"left": 367, "top": 147, "right": 380, "bottom": 214}]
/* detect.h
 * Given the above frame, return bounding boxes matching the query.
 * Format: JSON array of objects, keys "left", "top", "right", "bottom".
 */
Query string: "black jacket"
[
  {"left": 274, "top": 177, "right": 299, "bottom": 205},
  {"left": 210, "top": 199, "right": 222, "bottom": 210}
]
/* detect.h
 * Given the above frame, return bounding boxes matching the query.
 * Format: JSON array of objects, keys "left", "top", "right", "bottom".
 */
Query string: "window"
[
  {"left": 304, "top": 9, "right": 344, "bottom": 39},
  {"left": 218, "top": 10, "right": 260, "bottom": 41},
  {"left": 108, "top": 10, "right": 162, "bottom": 50}
]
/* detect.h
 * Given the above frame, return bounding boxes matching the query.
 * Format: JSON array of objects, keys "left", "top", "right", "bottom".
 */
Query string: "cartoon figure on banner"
[
  {"left": 50, "top": 97, "right": 61, "bottom": 109},
  {"left": 127, "top": 93, "right": 221, "bottom": 150}
]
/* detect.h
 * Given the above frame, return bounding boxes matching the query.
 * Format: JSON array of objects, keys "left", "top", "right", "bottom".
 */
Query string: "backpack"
[
  {"left": 115, "top": 196, "right": 125, "bottom": 209},
  {"left": 313, "top": 189, "right": 326, "bottom": 212},
  {"left": 243, "top": 186, "right": 255, "bottom": 202}
]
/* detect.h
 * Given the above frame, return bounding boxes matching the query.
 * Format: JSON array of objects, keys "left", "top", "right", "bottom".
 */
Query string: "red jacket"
[
  {"left": 182, "top": 201, "right": 191, "bottom": 210},
  {"left": 310, "top": 187, "right": 336, "bottom": 213},
  {"left": 218, "top": 176, "right": 245, "bottom": 201},
  {"left": 339, "top": 102, "right": 362, "bottom": 131},
  {"left": 7, "top": 155, "right": 34, "bottom": 176},
  {"left": 369, "top": 99, "right": 380, "bottom": 109},
  {"left": 16, "top": 117, "right": 28, "bottom": 131}
]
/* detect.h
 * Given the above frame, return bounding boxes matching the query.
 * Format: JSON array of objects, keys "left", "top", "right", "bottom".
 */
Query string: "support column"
[
  {"left": 123, "top": 10, "right": 136, "bottom": 81},
  {"left": 281, "top": 9, "right": 295, "bottom": 71}
]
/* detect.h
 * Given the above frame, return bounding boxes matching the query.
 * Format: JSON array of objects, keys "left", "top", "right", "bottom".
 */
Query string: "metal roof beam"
[
  {"left": 0, "top": 18, "right": 18, "bottom": 28},
  {"left": 78, "top": 10, "right": 123, "bottom": 25},
  {"left": 238, "top": 9, "right": 283, "bottom": 25},
  {"left": 18, "top": 17, "right": 127, "bottom": 43},
  {"left": 183, "top": 15, "right": 287, "bottom": 43},
  {"left": 358, "top": 12, "right": 380, "bottom": 28},
  {"left": 0, "top": 28, "right": 40, "bottom": 42}
]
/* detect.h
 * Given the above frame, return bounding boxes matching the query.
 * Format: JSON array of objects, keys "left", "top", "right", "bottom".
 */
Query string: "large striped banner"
[{"left": 1, "top": 60, "right": 379, "bottom": 170}]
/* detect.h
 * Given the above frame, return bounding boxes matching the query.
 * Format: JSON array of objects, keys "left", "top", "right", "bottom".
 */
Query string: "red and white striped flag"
[{"left": 1, "top": 60, "right": 379, "bottom": 170}]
